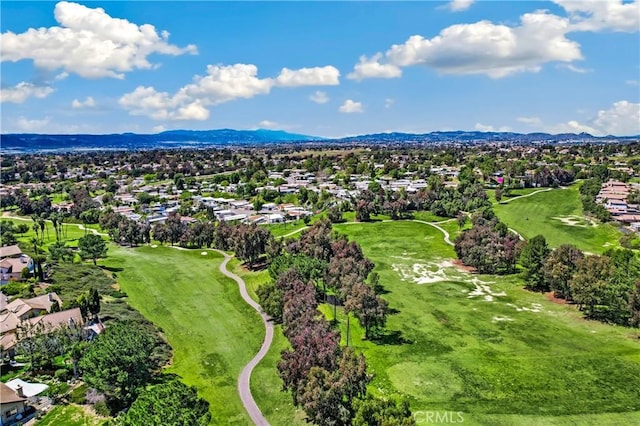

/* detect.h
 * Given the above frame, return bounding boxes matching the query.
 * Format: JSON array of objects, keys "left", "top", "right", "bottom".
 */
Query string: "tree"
[
  {"left": 456, "top": 211, "right": 467, "bottom": 229},
  {"left": 543, "top": 244, "right": 584, "bottom": 300},
  {"left": 629, "top": 281, "right": 640, "bottom": 328},
  {"left": 494, "top": 187, "right": 503, "bottom": 203},
  {"left": 79, "top": 321, "right": 156, "bottom": 408},
  {"left": 519, "top": 235, "right": 551, "bottom": 291},
  {"left": 78, "top": 234, "right": 108, "bottom": 265},
  {"left": 327, "top": 206, "right": 344, "bottom": 223},
  {"left": 298, "top": 348, "right": 370, "bottom": 425},
  {"left": 256, "top": 281, "right": 283, "bottom": 322},
  {"left": 119, "top": 380, "right": 211, "bottom": 426},
  {"left": 345, "top": 283, "right": 388, "bottom": 339},
  {"left": 570, "top": 256, "right": 615, "bottom": 320},
  {"left": 353, "top": 396, "right": 416, "bottom": 426},
  {"left": 88, "top": 288, "right": 101, "bottom": 320}
]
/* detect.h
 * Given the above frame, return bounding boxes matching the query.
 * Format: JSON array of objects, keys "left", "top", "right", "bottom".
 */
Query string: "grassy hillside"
[
  {"left": 493, "top": 185, "right": 622, "bottom": 253},
  {"left": 329, "top": 221, "right": 640, "bottom": 425},
  {"left": 104, "top": 246, "right": 263, "bottom": 425}
]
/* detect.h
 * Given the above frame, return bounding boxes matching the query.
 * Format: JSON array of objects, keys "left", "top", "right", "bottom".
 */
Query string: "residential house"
[
  {"left": 0, "top": 246, "right": 33, "bottom": 284},
  {"left": 0, "top": 382, "right": 27, "bottom": 426}
]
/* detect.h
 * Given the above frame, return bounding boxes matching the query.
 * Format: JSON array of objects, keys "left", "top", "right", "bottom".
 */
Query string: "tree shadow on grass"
[
  {"left": 100, "top": 266, "right": 123, "bottom": 272},
  {"left": 370, "top": 329, "right": 412, "bottom": 346}
]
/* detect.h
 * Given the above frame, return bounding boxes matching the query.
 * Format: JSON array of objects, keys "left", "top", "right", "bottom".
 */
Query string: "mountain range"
[{"left": 1, "top": 129, "right": 637, "bottom": 153}]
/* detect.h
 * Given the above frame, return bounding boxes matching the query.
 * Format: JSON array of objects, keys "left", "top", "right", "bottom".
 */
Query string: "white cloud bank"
[
  {"left": 1, "top": 82, "right": 54, "bottom": 103},
  {"left": 350, "top": 1, "right": 639, "bottom": 80},
  {"left": 0, "top": 1, "right": 197, "bottom": 79},
  {"left": 119, "top": 64, "right": 340, "bottom": 121},
  {"left": 338, "top": 99, "right": 363, "bottom": 113},
  {"left": 521, "top": 100, "right": 640, "bottom": 136},
  {"left": 553, "top": 0, "right": 640, "bottom": 32}
]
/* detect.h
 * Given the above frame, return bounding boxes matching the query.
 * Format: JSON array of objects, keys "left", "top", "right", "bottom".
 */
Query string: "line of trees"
[
  {"left": 256, "top": 220, "right": 413, "bottom": 425},
  {"left": 519, "top": 236, "right": 640, "bottom": 327}
]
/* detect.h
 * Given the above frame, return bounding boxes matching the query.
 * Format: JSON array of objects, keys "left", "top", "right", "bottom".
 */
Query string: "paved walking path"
[
  {"left": 214, "top": 249, "right": 272, "bottom": 426},
  {"left": 498, "top": 188, "right": 552, "bottom": 203},
  {"left": 413, "top": 219, "right": 454, "bottom": 246}
]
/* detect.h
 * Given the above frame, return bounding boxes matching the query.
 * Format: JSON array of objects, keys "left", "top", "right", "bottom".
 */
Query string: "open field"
[
  {"left": 1, "top": 215, "right": 104, "bottom": 249},
  {"left": 103, "top": 245, "right": 264, "bottom": 424},
  {"left": 493, "top": 185, "right": 622, "bottom": 253},
  {"left": 328, "top": 221, "right": 640, "bottom": 425}
]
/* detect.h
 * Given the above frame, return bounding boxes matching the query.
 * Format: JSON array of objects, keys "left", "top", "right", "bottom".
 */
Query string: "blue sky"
[{"left": 1, "top": 1, "right": 639, "bottom": 137}]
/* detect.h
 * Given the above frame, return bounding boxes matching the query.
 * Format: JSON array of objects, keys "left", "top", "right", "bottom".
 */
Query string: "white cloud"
[
  {"left": 1, "top": 82, "right": 54, "bottom": 103},
  {"left": 517, "top": 116, "right": 543, "bottom": 126},
  {"left": 338, "top": 99, "right": 363, "bottom": 113},
  {"left": 120, "top": 63, "right": 339, "bottom": 120},
  {"left": 384, "top": 98, "right": 395, "bottom": 109},
  {"left": 557, "top": 63, "right": 592, "bottom": 73},
  {"left": 626, "top": 80, "right": 639, "bottom": 86},
  {"left": 347, "top": 54, "right": 402, "bottom": 81},
  {"left": 310, "top": 90, "right": 329, "bottom": 104},
  {"left": 152, "top": 125, "right": 166, "bottom": 133},
  {"left": 275, "top": 66, "right": 339, "bottom": 87},
  {"left": 541, "top": 100, "right": 640, "bottom": 136},
  {"left": 448, "top": 0, "right": 474, "bottom": 12},
  {"left": 259, "top": 120, "right": 278, "bottom": 128},
  {"left": 591, "top": 100, "right": 640, "bottom": 135},
  {"left": 553, "top": 0, "right": 640, "bottom": 32},
  {"left": 0, "top": 1, "right": 197, "bottom": 79},
  {"left": 14, "top": 116, "right": 51, "bottom": 132},
  {"left": 352, "top": 10, "right": 583, "bottom": 79},
  {"left": 71, "top": 96, "right": 96, "bottom": 108},
  {"left": 545, "top": 120, "right": 599, "bottom": 135},
  {"left": 474, "top": 123, "right": 511, "bottom": 132}
]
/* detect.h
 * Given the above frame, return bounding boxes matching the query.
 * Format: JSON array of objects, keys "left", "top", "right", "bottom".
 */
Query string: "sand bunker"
[
  {"left": 151, "top": 244, "right": 158, "bottom": 248},
  {"left": 467, "top": 278, "right": 506, "bottom": 302},
  {"left": 552, "top": 215, "right": 595, "bottom": 227},
  {"left": 201, "top": 251, "right": 208, "bottom": 255}
]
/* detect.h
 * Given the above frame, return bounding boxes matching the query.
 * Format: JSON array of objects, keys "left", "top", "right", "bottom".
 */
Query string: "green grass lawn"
[
  {"left": 36, "top": 404, "right": 106, "bottom": 426},
  {"left": 493, "top": 185, "right": 622, "bottom": 253},
  {"left": 1, "top": 216, "right": 101, "bottom": 249},
  {"left": 103, "top": 245, "right": 264, "bottom": 425},
  {"left": 265, "top": 221, "right": 309, "bottom": 238},
  {"left": 328, "top": 221, "right": 640, "bottom": 425}
]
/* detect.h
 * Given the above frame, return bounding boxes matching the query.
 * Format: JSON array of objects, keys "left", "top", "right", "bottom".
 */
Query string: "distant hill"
[
  {"left": 335, "top": 130, "right": 639, "bottom": 144},
  {"left": 0, "top": 128, "right": 320, "bottom": 153},
  {"left": 1, "top": 129, "right": 637, "bottom": 153}
]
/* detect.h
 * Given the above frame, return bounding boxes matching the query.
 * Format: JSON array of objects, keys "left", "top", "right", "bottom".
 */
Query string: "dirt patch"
[
  {"left": 546, "top": 292, "right": 569, "bottom": 305},
  {"left": 452, "top": 259, "right": 476, "bottom": 273}
]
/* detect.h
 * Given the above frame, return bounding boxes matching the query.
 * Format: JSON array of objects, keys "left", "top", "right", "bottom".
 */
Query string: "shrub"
[
  {"left": 1, "top": 281, "right": 26, "bottom": 296},
  {"left": 54, "top": 368, "right": 69, "bottom": 382},
  {"left": 94, "top": 400, "right": 110, "bottom": 417}
]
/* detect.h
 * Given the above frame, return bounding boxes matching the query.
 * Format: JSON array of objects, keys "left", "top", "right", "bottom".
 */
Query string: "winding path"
[
  {"left": 413, "top": 219, "right": 454, "bottom": 246},
  {"left": 213, "top": 249, "right": 273, "bottom": 426},
  {"left": 498, "top": 188, "right": 552, "bottom": 204}
]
